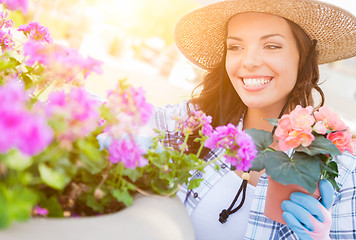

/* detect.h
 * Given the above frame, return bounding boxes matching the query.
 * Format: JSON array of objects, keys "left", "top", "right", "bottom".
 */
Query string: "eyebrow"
[{"left": 226, "top": 34, "right": 286, "bottom": 41}]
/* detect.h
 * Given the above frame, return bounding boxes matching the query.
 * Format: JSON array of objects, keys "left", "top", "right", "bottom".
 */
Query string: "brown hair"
[{"left": 189, "top": 18, "right": 324, "bottom": 129}]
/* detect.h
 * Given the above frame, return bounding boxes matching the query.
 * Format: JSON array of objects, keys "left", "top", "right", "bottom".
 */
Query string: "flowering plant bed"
[
  {"left": 0, "top": 3, "right": 211, "bottom": 230},
  {"left": 246, "top": 105, "right": 356, "bottom": 194},
  {"left": 0, "top": 2, "right": 259, "bottom": 231}
]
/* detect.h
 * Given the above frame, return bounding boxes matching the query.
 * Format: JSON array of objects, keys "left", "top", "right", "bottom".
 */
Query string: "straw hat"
[{"left": 174, "top": 0, "right": 356, "bottom": 70}]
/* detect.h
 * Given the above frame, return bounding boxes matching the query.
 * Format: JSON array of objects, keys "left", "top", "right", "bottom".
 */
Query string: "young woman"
[{"left": 154, "top": 0, "right": 356, "bottom": 239}]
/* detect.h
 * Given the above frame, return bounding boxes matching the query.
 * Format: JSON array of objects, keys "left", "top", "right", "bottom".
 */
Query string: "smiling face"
[{"left": 225, "top": 13, "right": 300, "bottom": 114}]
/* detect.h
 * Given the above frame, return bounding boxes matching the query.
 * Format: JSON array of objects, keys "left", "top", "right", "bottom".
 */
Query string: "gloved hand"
[
  {"left": 281, "top": 179, "right": 334, "bottom": 240},
  {"left": 97, "top": 132, "right": 113, "bottom": 151}
]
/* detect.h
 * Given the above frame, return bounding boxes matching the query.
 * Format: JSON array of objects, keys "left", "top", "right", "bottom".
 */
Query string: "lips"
[{"left": 240, "top": 76, "right": 273, "bottom": 92}]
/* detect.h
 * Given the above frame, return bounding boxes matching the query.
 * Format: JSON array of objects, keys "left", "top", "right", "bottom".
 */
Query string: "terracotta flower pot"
[
  {"left": 0, "top": 195, "right": 194, "bottom": 240},
  {"left": 264, "top": 176, "right": 320, "bottom": 225}
]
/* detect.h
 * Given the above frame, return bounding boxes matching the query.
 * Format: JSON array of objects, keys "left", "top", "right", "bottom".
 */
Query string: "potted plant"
[{"left": 246, "top": 105, "right": 356, "bottom": 224}]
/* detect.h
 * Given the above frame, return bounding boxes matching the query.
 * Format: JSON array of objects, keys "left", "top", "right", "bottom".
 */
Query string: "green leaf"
[
  {"left": 322, "top": 161, "right": 339, "bottom": 177},
  {"left": 0, "top": 57, "right": 21, "bottom": 71},
  {"left": 265, "top": 152, "right": 321, "bottom": 194},
  {"left": 0, "top": 189, "right": 9, "bottom": 229},
  {"left": 3, "top": 149, "right": 33, "bottom": 171},
  {"left": 126, "top": 182, "right": 137, "bottom": 191},
  {"left": 245, "top": 128, "right": 273, "bottom": 151},
  {"left": 77, "top": 139, "right": 106, "bottom": 175},
  {"left": 150, "top": 176, "right": 171, "bottom": 194},
  {"left": 20, "top": 73, "right": 33, "bottom": 90},
  {"left": 9, "top": 57, "right": 21, "bottom": 68},
  {"left": 25, "top": 66, "right": 34, "bottom": 73},
  {"left": 188, "top": 178, "right": 203, "bottom": 190},
  {"left": 214, "top": 164, "right": 220, "bottom": 171},
  {"left": 265, "top": 118, "right": 279, "bottom": 127},
  {"left": 86, "top": 195, "right": 104, "bottom": 212},
  {"left": 38, "top": 163, "right": 71, "bottom": 190},
  {"left": 295, "top": 135, "right": 341, "bottom": 156},
  {"left": 56, "top": 157, "right": 77, "bottom": 177},
  {"left": 33, "top": 65, "right": 45, "bottom": 75},
  {"left": 37, "top": 194, "right": 64, "bottom": 217},
  {"left": 0, "top": 185, "right": 37, "bottom": 229},
  {"left": 321, "top": 161, "right": 340, "bottom": 191},
  {"left": 111, "top": 188, "right": 133, "bottom": 207},
  {"left": 250, "top": 151, "right": 269, "bottom": 171},
  {"left": 159, "top": 165, "right": 175, "bottom": 184},
  {"left": 123, "top": 167, "right": 143, "bottom": 182}
]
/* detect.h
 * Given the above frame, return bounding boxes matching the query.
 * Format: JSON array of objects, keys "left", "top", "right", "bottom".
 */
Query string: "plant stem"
[
  {"left": 32, "top": 78, "right": 55, "bottom": 103},
  {"left": 115, "top": 163, "right": 124, "bottom": 189},
  {"left": 196, "top": 137, "right": 205, "bottom": 159},
  {"left": 95, "top": 163, "right": 111, "bottom": 191},
  {"left": 180, "top": 133, "right": 190, "bottom": 155},
  {"left": 127, "top": 179, "right": 181, "bottom": 198},
  {"left": 199, "top": 153, "right": 223, "bottom": 169}
]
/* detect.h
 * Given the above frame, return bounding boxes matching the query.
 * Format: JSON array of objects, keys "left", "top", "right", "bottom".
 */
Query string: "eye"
[
  {"left": 227, "top": 45, "right": 243, "bottom": 51},
  {"left": 264, "top": 44, "right": 282, "bottom": 50}
]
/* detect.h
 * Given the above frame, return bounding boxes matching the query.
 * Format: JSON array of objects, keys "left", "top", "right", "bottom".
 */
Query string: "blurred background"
[{"left": 21, "top": 0, "right": 356, "bottom": 135}]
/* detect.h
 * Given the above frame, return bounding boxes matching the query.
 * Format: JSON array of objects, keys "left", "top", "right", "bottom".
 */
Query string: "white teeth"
[{"left": 242, "top": 78, "right": 271, "bottom": 87}]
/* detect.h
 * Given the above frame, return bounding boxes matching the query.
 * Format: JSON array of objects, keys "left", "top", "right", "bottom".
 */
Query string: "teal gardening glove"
[{"left": 281, "top": 179, "right": 334, "bottom": 240}]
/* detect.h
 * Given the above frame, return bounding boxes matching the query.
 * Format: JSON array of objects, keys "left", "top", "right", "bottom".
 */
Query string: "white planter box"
[{"left": 0, "top": 195, "right": 194, "bottom": 240}]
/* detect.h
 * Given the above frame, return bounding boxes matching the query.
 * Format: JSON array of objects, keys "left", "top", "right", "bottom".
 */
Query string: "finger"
[
  {"left": 282, "top": 211, "right": 314, "bottom": 240},
  {"left": 281, "top": 200, "right": 314, "bottom": 231},
  {"left": 290, "top": 192, "right": 324, "bottom": 222},
  {"left": 319, "top": 179, "right": 334, "bottom": 210}
]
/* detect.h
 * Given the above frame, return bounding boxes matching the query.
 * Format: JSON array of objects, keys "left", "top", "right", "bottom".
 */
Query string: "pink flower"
[
  {"left": 46, "top": 91, "right": 66, "bottom": 109},
  {"left": 0, "top": 109, "right": 26, "bottom": 153},
  {"left": 106, "top": 113, "right": 135, "bottom": 138},
  {"left": 289, "top": 106, "right": 315, "bottom": 129},
  {"left": 0, "top": 0, "right": 28, "bottom": 13},
  {"left": 0, "top": 81, "right": 53, "bottom": 155},
  {"left": 54, "top": 49, "right": 103, "bottom": 82},
  {"left": 18, "top": 22, "right": 52, "bottom": 42},
  {"left": 205, "top": 123, "right": 257, "bottom": 171},
  {"left": 176, "top": 110, "right": 213, "bottom": 137},
  {"left": 16, "top": 113, "right": 54, "bottom": 156},
  {"left": 0, "top": 11, "right": 13, "bottom": 28},
  {"left": 126, "top": 87, "right": 153, "bottom": 124},
  {"left": 23, "top": 40, "right": 63, "bottom": 65},
  {"left": 108, "top": 138, "right": 148, "bottom": 168},
  {"left": 107, "top": 85, "right": 153, "bottom": 127},
  {"left": 327, "top": 129, "right": 355, "bottom": 155},
  {"left": 0, "top": 29, "right": 15, "bottom": 52},
  {"left": 82, "top": 56, "right": 103, "bottom": 79},
  {"left": 23, "top": 41, "right": 102, "bottom": 85},
  {"left": 98, "top": 118, "right": 106, "bottom": 127},
  {"left": 314, "top": 106, "right": 347, "bottom": 132},
  {"left": 313, "top": 121, "right": 328, "bottom": 135},
  {"left": 0, "top": 80, "right": 28, "bottom": 108},
  {"left": 33, "top": 206, "right": 48, "bottom": 216},
  {"left": 275, "top": 105, "right": 315, "bottom": 151},
  {"left": 46, "top": 88, "right": 100, "bottom": 142}
]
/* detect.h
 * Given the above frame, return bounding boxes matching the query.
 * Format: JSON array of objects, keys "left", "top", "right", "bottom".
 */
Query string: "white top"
[{"left": 190, "top": 171, "right": 256, "bottom": 240}]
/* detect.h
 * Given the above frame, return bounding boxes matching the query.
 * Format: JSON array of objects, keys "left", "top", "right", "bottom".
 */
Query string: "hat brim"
[{"left": 175, "top": 0, "right": 356, "bottom": 69}]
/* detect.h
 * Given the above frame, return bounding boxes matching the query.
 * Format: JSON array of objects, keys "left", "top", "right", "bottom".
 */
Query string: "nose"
[{"left": 241, "top": 46, "right": 262, "bottom": 69}]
